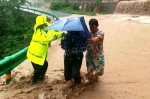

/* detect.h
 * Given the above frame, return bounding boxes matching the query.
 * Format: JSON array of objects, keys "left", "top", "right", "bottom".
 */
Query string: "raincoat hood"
[{"left": 34, "top": 15, "right": 50, "bottom": 32}]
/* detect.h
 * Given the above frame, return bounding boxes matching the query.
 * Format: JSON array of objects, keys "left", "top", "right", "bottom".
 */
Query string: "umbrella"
[{"left": 44, "top": 17, "right": 91, "bottom": 39}]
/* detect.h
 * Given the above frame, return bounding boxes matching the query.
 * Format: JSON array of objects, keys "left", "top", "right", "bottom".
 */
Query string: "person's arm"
[
  {"left": 32, "top": 30, "right": 62, "bottom": 43},
  {"left": 87, "top": 37, "right": 100, "bottom": 43},
  {"left": 47, "top": 30, "right": 63, "bottom": 41},
  {"left": 87, "top": 31, "right": 104, "bottom": 43}
]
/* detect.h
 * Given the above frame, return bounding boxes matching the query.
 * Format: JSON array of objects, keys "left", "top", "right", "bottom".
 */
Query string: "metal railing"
[
  {"left": 0, "top": 48, "right": 28, "bottom": 84},
  {"left": 20, "top": 6, "right": 59, "bottom": 20}
]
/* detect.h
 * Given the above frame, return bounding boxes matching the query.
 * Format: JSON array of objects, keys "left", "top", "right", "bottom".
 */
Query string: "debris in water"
[{"left": 38, "top": 92, "right": 45, "bottom": 99}]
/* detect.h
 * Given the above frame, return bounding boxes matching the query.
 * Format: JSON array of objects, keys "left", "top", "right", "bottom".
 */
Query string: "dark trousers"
[
  {"left": 31, "top": 60, "right": 48, "bottom": 82},
  {"left": 64, "top": 52, "right": 83, "bottom": 84}
]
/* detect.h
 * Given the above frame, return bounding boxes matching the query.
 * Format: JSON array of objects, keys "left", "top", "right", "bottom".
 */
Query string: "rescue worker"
[{"left": 27, "top": 15, "right": 63, "bottom": 84}]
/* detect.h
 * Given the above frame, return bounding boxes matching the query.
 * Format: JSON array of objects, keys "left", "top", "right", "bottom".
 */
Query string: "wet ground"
[{"left": 0, "top": 14, "right": 150, "bottom": 99}]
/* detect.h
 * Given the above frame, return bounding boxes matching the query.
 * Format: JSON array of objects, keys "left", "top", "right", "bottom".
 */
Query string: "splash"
[{"left": 0, "top": 69, "right": 98, "bottom": 99}]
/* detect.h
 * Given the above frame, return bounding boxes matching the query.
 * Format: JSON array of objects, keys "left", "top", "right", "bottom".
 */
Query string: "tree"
[
  {"left": 94, "top": 0, "right": 102, "bottom": 13},
  {"left": 0, "top": 0, "right": 26, "bottom": 36},
  {"left": 0, "top": 0, "right": 35, "bottom": 59},
  {"left": 65, "top": 0, "right": 68, "bottom": 3}
]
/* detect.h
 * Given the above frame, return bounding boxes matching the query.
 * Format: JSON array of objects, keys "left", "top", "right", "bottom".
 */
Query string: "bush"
[
  {"left": 71, "top": 3, "right": 79, "bottom": 10},
  {"left": 95, "top": 0, "right": 102, "bottom": 6},
  {"left": 0, "top": 7, "right": 36, "bottom": 59},
  {"left": 61, "top": 3, "right": 70, "bottom": 8},
  {"left": 51, "top": 2, "right": 61, "bottom": 10},
  {"left": 90, "top": 3, "right": 96, "bottom": 12},
  {"left": 51, "top": 2, "right": 70, "bottom": 10},
  {"left": 50, "top": 1, "right": 95, "bottom": 16},
  {"left": 62, "top": 8, "right": 95, "bottom": 16}
]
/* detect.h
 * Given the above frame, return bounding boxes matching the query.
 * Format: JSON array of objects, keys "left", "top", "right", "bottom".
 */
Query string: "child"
[{"left": 86, "top": 18, "right": 105, "bottom": 82}]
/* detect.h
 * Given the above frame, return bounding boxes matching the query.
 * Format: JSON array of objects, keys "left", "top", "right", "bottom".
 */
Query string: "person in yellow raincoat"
[{"left": 27, "top": 15, "right": 62, "bottom": 84}]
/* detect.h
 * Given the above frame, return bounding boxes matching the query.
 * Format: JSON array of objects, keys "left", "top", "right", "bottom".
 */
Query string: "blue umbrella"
[{"left": 44, "top": 17, "right": 91, "bottom": 39}]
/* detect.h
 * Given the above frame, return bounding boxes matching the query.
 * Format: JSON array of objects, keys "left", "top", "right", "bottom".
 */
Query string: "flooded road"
[{"left": 1, "top": 14, "right": 150, "bottom": 99}]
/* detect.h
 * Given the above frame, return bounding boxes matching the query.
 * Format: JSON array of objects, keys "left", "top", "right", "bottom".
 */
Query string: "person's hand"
[
  {"left": 61, "top": 32, "right": 66, "bottom": 38},
  {"left": 50, "top": 19, "right": 56, "bottom": 23}
]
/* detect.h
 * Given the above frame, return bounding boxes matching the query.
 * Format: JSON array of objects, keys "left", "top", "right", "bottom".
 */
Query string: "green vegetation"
[
  {"left": 0, "top": 0, "right": 36, "bottom": 60},
  {"left": 62, "top": 7, "right": 95, "bottom": 16},
  {"left": 50, "top": 1, "right": 96, "bottom": 16},
  {"left": 95, "top": 0, "right": 102, "bottom": 6}
]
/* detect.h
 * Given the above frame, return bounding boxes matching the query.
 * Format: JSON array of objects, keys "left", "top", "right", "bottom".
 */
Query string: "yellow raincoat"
[{"left": 27, "top": 15, "right": 62, "bottom": 65}]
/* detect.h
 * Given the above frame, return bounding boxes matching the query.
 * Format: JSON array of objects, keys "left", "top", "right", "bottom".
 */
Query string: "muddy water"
[
  {"left": 115, "top": 1, "right": 150, "bottom": 15},
  {"left": 1, "top": 14, "right": 150, "bottom": 99}
]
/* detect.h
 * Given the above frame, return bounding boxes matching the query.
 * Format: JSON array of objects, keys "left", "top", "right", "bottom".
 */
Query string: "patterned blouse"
[{"left": 86, "top": 30, "right": 104, "bottom": 59}]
